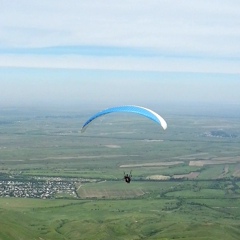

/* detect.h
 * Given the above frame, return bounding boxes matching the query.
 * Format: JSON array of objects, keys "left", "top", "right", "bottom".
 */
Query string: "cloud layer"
[
  {"left": 1, "top": 0, "right": 240, "bottom": 72},
  {"left": 0, "top": 1, "right": 240, "bottom": 108}
]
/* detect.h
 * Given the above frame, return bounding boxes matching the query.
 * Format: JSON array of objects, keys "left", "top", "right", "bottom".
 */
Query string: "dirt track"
[
  {"left": 146, "top": 175, "right": 170, "bottom": 180},
  {"left": 189, "top": 156, "right": 240, "bottom": 166},
  {"left": 173, "top": 172, "right": 200, "bottom": 179},
  {"left": 120, "top": 161, "right": 183, "bottom": 168}
]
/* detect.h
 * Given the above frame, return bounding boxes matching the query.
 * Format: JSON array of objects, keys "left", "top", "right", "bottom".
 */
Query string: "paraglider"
[
  {"left": 81, "top": 105, "right": 167, "bottom": 183},
  {"left": 81, "top": 105, "right": 167, "bottom": 133}
]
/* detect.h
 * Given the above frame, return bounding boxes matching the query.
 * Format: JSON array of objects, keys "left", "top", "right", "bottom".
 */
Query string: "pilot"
[{"left": 124, "top": 171, "right": 132, "bottom": 183}]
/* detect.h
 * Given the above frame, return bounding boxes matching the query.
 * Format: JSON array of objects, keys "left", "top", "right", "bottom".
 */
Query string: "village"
[{"left": 0, "top": 177, "right": 78, "bottom": 199}]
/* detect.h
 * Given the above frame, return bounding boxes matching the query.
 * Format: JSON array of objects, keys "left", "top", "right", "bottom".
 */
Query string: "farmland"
[{"left": 0, "top": 107, "right": 240, "bottom": 239}]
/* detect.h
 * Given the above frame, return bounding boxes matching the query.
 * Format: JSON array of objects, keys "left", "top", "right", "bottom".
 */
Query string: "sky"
[{"left": 0, "top": 0, "right": 240, "bottom": 111}]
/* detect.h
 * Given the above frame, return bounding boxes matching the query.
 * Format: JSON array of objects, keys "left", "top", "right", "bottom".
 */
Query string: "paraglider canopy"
[{"left": 81, "top": 105, "right": 167, "bottom": 133}]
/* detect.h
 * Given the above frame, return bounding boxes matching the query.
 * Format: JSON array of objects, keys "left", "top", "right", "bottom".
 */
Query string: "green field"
[{"left": 0, "top": 108, "right": 240, "bottom": 239}]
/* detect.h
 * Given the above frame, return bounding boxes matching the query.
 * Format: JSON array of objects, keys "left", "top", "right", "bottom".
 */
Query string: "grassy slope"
[{"left": 0, "top": 197, "right": 240, "bottom": 240}]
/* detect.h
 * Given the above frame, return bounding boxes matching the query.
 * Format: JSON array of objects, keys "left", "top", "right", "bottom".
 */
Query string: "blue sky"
[{"left": 0, "top": 0, "right": 240, "bottom": 109}]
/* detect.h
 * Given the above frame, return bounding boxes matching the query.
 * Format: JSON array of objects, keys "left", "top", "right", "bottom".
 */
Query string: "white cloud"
[{"left": 1, "top": 0, "right": 240, "bottom": 55}]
